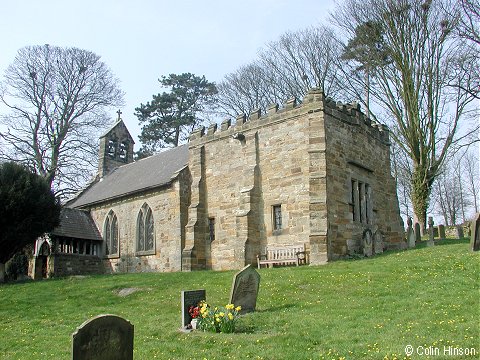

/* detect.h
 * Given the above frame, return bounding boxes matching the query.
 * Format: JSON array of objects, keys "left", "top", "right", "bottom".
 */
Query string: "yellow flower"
[
  {"left": 226, "top": 304, "right": 235, "bottom": 310},
  {"left": 235, "top": 306, "right": 242, "bottom": 311},
  {"left": 228, "top": 313, "right": 234, "bottom": 320},
  {"left": 219, "top": 312, "right": 225, "bottom": 317}
]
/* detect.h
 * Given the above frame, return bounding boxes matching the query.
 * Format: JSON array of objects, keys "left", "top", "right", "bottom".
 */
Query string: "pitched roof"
[
  {"left": 67, "top": 144, "right": 189, "bottom": 208},
  {"left": 100, "top": 119, "right": 135, "bottom": 143},
  {"left": 51, "top": 208, "right": 102, "bottom": 241}
]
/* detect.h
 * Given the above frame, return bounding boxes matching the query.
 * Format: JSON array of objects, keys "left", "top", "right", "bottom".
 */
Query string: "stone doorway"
[{"left": 34, "top": 241, "right": 51, "bottom": 279}]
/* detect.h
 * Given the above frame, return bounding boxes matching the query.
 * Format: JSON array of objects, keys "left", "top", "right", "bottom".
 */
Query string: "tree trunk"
[
  {"left": 365, "top": 67, "right": 370, "bottom": 119},
  {"left": 0, "top": 263, "right": 5, "bottom": 283},
  {"left": 174, "top": 126, "right": 180, "bottom": 147},
  {"left": 411, "top": 166, "right": 431, "bottom": 235}
]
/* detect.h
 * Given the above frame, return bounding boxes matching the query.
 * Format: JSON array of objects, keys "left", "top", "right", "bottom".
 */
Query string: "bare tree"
[
  {"left": 332, "top": 0, "right": 480, "bottom": 231},
  {"left": 216, "top": 26, "right": 344, "bottom": 118},
  {"left": 462, "top": 147, "right": 479, "bottom": 214},
  {"left": 432, "top": 162, "right": 464, "bottom": 225},
  {"left": 216, "top": 63, "right": 275, "bottom": 118},
  {"left": 391, "top": 141, "right": 414, "bottom": 219},
  {"left": 457, "top": 0, "right": 480, "bottom": 44},
  {"left": 0, "top": 45, "right": 124, "bottom": 198},
  {"left": 432, "top": 145, "right": 479, "bottom": 225}
]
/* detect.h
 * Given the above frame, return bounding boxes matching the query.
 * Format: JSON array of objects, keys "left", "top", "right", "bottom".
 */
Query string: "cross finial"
[{"left": 116, "top": 109, "right": 122, "bottom": 120}]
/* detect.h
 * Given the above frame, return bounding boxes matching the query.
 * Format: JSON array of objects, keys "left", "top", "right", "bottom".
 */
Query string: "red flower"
[{"left": 189, "top": 305, "right": 200, "bottom": 319}]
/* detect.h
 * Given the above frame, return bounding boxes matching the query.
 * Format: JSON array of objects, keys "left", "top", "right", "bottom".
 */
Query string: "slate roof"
[
  {"left": 68, "top": 144, "right": 189, "bottom": 208},
  {"left": 51, "top": 208, "right": 102, "bottom": 241}
]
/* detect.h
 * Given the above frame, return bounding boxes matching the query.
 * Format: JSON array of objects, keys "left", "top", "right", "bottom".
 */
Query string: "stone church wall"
[
  {"left": 88, "top": 174, "right": 187, "bottom": 273},
  {"left": 185, "top": 89, "right": 404, "bottom": 269},
  {"left": 49, "top": 254, "right": 104, "bottom": 277},
  {"left": 322, "top": 99, "right": 405, "bottom": 257},
  {"left": 186, "top": 90, "right": 329, "bottom": 270}
]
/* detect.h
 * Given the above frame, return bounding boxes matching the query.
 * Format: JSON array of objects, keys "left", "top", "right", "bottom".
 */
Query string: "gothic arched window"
[
  {"left": 104, "top": 210, "right": 119, "bottom": 256},
  {"left": 137, "top": 203, "right": 155, "bottom": 254}
]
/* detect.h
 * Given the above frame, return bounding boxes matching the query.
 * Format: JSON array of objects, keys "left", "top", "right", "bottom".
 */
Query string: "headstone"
[
  {"left": 471, "top": 213, "right": 480, "bottom": 252},
  {"left": 427, "top": 217, "right": 435, "bottom": 247},
  {"left": 455, "top": 225, "right": 464, "bottom": 239},
  {"left": 414, "top": 222, "right": 422, "bottom": 244},
  {"left": 433, "top": 226, "right": 439, "bottom": 238},
  {"left": 229, "top": 264, "right": 260, "bottom": 314},
  {"left": 362, "top": 229, "right": 373, "bottom": 257},
  {"left": 438, "top": 224, "right": 446, "bottom": 239},
  {"left": 72, "top": 314, "right": 133, "bottom": 360},
  {"left": 406, "top": 217, "right": 416, "bottom": 248},
  {"left": 373, "top": 230, "right": 384, "bottom": 254},
  {"left": 181, "top": 289, "right": 206, "bottom": 328}
]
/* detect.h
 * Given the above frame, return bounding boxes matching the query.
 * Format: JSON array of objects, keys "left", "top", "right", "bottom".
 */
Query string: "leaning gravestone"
[
  {"left": 471, "top": 213, "right": 480, "bottom": 252},
  {"left": 230, "top": 264, "right": 260, "bottom": 314},
  {"left": 373, "top": 230, "right": 384, "bottom": 254},
  {"left": 414, "top": 223, "right": 422, "bottom": 244},
  {"left": 438, "top": 224, "right": 446, "bottom": 239},
  {"left": 72, "top": 314, "right": 133, "bottom": 360},
  {"left": 427, "top": 217, "right": 435, "bottom": 247},
  {"left": 406, "top": 217, "right": 416, "bottom": 248},
  {"left": 362, "top": 229, "right": 373, "bottom": 257},
  {"left": 456, "top": 225, "right": 464, "bottom": 239},
  {"left": 181, "top": 289, "right": 206, "bottom": 328}
]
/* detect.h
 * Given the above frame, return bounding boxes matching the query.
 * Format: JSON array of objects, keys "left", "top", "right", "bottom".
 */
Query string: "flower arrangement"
[
  {"left": 196, "top": 301, "right": 242, "bottom": 333},
  {"left": 188, "top": 305, "right": 200, "bottom": 319}
]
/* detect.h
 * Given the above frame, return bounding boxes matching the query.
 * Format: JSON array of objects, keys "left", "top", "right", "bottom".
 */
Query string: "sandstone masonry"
[
  {"left": 57, "top": 88, "right": 404, "bottom": 276},
  {"left": 183, "top": 89, "right": 404, "bottom": 270}
]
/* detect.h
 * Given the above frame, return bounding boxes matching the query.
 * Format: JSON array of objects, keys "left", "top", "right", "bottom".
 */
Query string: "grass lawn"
[{"left": 0, "top": 239, "right": 478, "bottom": 360}]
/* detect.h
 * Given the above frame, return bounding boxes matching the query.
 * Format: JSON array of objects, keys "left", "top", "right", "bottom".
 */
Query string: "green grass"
[{"left": 0, "top": 239, "right": 478, "bottom": 360}]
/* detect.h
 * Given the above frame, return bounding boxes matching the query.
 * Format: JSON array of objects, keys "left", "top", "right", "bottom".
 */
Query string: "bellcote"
[{"left": 98, "top": 110, "right": 135, "bottom": 178}]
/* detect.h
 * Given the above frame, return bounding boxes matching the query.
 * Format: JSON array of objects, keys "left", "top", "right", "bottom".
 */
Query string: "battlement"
[{"left": 189, "top": 88, "right": 390, "bottom": 145}]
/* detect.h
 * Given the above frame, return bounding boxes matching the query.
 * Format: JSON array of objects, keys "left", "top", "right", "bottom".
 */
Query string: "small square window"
[{"left": 273, "top": 205, "right": 282, "bottom": 231}]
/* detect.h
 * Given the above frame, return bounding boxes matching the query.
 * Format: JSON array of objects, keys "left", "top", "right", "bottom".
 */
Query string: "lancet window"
[{"left": 137, "top": 203, "right": 155, "bottom": 254}]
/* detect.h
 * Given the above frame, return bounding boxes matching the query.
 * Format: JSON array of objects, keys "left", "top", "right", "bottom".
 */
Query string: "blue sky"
[{"left": 0, "top": 0, "right": 335, "bottom": 148}]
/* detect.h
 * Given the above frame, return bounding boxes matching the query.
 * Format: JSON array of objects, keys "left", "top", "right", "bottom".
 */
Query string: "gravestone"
[
  {"left": 181, "top": 289, "right": 206, "bottom": 328},
  {"left": 456, "top": 225, "right": 464, "bottom": 239},
  {"left": 362, "top": 229, "right": 373, "bottom": 257},
  {"left": 72, "top": 314, "right": 133, "bottom": 360},
  {"left": 373, "top": 229, "right": 384, "bottom": 254},
  {"left": 229, "top": 264, "right": 260, "bottom": 314},
  {"left": 427, "top": 217, "right": 435, "bottom": 247},
  {"left": 406, "top": 217, "right": 416, "bottom": 248},
  {"left": 414, "top": 222, "right": 422, "bottom": 244},
  {"left": 438, "top": 224, "right": 446, "bottom": 239},
  {"left": 471, "top": 213, "right": 480, "bottom": 252}
]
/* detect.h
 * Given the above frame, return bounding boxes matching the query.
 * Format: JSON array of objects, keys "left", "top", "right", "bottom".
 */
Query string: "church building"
[{"left": 32, "top": 89, "right": 405, "bottom": 277}]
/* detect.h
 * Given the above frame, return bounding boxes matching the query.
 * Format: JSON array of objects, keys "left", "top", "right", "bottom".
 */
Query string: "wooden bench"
[{"left": 256, "top": 244, "right": 307, "bottom": 269}]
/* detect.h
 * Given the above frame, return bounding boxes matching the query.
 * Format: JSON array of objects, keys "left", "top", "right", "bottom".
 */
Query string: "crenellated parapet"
[
  {"left": 322, "top": 96, "right": 390, "bottom": 145},
  {"left": 189, "top": 88, "right": 390, "bottom": 146}
]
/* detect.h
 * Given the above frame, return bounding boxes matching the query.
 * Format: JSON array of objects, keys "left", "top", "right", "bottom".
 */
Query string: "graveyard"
[{"left": 0, "top": 237, "right": 478, "bottom": 359}]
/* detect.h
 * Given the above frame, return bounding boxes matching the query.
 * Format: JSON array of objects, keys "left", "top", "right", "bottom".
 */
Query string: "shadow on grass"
[
  {"left": 432, "top": 238, "right": 470, "bottom": 246},
  {"left": 337, "top": 237, "right": 471, "bottom": 264},
  {"left": 256, "top": 303, "right": 297, "bottom": 313},
  {"left": 234, "top": 304, "right": 298, "bottom": 334}
]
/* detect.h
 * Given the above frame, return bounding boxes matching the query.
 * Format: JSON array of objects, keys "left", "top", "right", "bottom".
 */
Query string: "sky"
[{"left": 0, "top": 0, "right": 336, "bottom": 150}]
